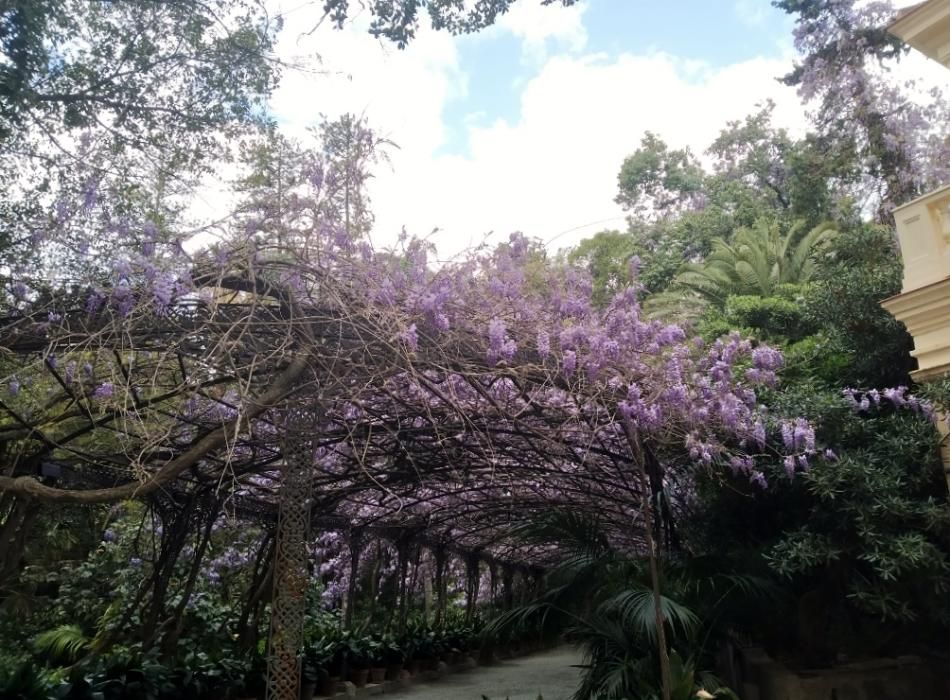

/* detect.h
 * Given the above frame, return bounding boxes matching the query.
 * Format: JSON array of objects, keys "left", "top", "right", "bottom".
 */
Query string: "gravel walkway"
[{"left": 381, "top": 647, "right": 583, "bottom": 700}]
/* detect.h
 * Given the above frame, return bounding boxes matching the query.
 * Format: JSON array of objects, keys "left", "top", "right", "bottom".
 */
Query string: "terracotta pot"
[
  {"left": 385, "top": 663, "right": 404, "bottom": 680},
  {"left": 318, "top": 675, "right": 338, "bottom": 697},
  {"left": 351, "top": 668, "right": 370, "bottom": 688},
  {"left": 369, "top": 667, "right": 386, "bottom": 684},
  {"left": 300, "top": 681, "right": 317, "bottom": 700}
]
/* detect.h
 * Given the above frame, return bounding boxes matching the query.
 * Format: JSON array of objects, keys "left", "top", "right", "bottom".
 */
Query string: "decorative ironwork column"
[
  {"left": 265, "top": 409, "right": 314, "bottom": 700},
  {"left": 343, "top": 528, "right": 364, "bottom": 627},
  {"left": 464, "top": 550, "right": 481, "bottom": 622},
  {"left": 434, "top": 544, "right": 447, "bottom": 625}
]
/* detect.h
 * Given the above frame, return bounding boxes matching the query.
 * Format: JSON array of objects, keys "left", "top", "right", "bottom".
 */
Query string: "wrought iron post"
[
  {"left": 465, "top": 550, "right": 481, "bottom": 622},
  {"left": 343, "top": 528, "right": 364, "bottom": 627},
  {"left": 265, "top": 409, "right": 314, "bottom": 700}
]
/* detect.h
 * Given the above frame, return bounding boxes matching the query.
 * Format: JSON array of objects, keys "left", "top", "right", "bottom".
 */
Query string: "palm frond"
[
  {"left": 599, "top": 587, "right": 701, "bottom": 643},
  {"left": 653, "top": 218, "right": 836, "bottom": 322},
  {"left": 33, "top": 624, "right": 91, "bottom": 663},
  {"left": 512, "top": 509, "right": 610, "bottom": 556}
]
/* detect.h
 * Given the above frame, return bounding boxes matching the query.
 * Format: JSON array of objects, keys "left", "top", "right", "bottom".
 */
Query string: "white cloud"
[
  {"left": 497, "top": 0, "right": 589, "bottom": 63},
  {"left": 195, "top": 3, "right": 818, "bottom": 259},
  {"left": 370, "top": 50, "right": 808, "bottom": 257},
  {"left": 270, "top": 6, "right": 464, "bottom": 156}
]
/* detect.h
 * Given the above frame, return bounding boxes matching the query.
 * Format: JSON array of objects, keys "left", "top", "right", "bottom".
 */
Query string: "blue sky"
[
  {"left": 441, "top": 0, "right": 796, "bottom": 156},
  {"left": 581, "top": 0, "right": 792, "bottom": 62}
]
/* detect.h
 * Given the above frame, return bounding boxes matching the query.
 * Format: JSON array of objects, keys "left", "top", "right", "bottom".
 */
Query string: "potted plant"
[
  {"left": 414, "top": 630, "right": 441, "bottom": 671},
  {"left": 367, "top": 635, "right": 387, "bottom": 684},
  {"left": 234, "top": 652, "right": 267, "bottom": 700},
  {"left": 404, "top": 634, "right": 423, "bottom": 676},
  {"left": 310, "top": 634, "right": 343, "bottom": 697},
  {"left": 381, "top": 633, "right": 406, "bottom": 680},
  {"left": 344, "top": 634, "right": 371, "bottom": 688},
  {"left": 442, "top": 622, "right": 469, "bottom": 664},
  {"left": 300, "top": 648, "right": 321, "bottom": 700}
]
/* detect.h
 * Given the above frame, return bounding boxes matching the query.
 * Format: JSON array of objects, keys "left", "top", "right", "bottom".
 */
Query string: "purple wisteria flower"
[
  {"left": 401, "top": 324, "right": 419, "bottom": 352},
  {"left": 486, "top": 318, "right": 516, "bottom": 364},
  {"left": 81, "top": 178, "right": 99, "bottom": 210},
  {"left": 93, "top": 382, "right": 114, "bottom": 399},
  {"left": 112, "top": 282, "right": 135, "bottom": 317},
  {"left": 85, "top": 291, "right": 104, "bottom": 316},
  {"left": 562, "top": 350, "right": 577, "bottom": 377},
  {"left": 152, "top": 272, "right": 175, "bottom": 312}
]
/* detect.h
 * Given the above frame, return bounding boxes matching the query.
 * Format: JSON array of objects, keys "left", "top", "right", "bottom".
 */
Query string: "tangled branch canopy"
[{"left": 0, "top": 164, "right": 818, "bottom": 568}]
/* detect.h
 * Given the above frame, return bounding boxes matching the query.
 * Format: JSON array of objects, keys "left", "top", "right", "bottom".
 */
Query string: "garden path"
[{"left": 381, "top": 646, "right": 583, "bottom": 700}]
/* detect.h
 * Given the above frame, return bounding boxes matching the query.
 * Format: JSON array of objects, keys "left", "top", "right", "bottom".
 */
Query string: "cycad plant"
[
  {"left": 647, "top": 220, "right": 835, "bottom": 319},
  {"left": 488, "top": 510, "right": 771, "bottom": 700}
]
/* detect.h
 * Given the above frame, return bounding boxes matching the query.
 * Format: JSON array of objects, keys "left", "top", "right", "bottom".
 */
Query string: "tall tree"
[
  {"left": 776, "top": 0, "right": 950, "bottom": 218},
  {"left": 1, "top": 0, "right": 284, "bottom": 280},
  {"left": 707, "top": 101, "right": 845, "bottom": 226},
  {"left": 615, "top": 132, "right": 706, "bottom": 221}
]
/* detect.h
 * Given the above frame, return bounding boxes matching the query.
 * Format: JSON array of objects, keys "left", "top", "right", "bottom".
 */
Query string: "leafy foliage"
[
  {"left": 32, "top": 624, "right": 91, "bottom": 664},
  {"left": 693, "top": 384, "right": 949, "bottom": 662},
  {"left": 776, "top": 0, "right": 950, "bottom": 217},
  {"left": 615, "top": 132, "right": 706, "bottom": 219},
  {"left": 648, "top": 220, "right": 834, "bottom": 318},
  {"left": 802, "top": 224, "right": 914, "bottom": 387},
  {"left": 491, "top": 511, "right": 760, "bottom": 699}
]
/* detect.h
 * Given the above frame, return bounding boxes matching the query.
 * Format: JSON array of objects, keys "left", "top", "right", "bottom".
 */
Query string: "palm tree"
[
  {"left": 487, "top": 510, "right": 768, "bottom": 700},
  {"left": 647, "top": 220, "right": 835, "bottom": 319}
]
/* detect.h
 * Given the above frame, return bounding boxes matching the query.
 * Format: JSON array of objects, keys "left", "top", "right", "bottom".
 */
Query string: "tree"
[
  {"left": 321, "top": 0, "right": 580, "bottom": 48},
  {"left": 707, "top": 103, "right": 795, "bottom": 213},
  {"left": 706, "top": 101, "right": 846, "bottom": 227},
  {"left": 578, "top": 106, "right": 848, "bottom": 308},
  {"left": 565, "top": 230, "right": 639, "bottom": 307},
  {"left": 615, "top": 132, "right": 705, "bottom": 221},
  {"left": 803, "top": 224, "right": 914, "bottom": 387},
  {"left": 0, "top": 0, "right": 284, "bottom": 280},
  {"left": 1, "top": 0, "right": 581, "bottom": 280},
  {"left": 775, "top": 0, "right": 950, "bottom": 218},
  {"left": 1, "top": 0, "right": 280, "bottom": 157},
  {"left": 647, "top": 220, "right": 835, "bottom": 317}
]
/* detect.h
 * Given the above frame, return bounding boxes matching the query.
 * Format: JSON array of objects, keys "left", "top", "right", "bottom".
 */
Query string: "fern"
[{"left": 33, "top": 624, "right": 91, "bottom": 664}]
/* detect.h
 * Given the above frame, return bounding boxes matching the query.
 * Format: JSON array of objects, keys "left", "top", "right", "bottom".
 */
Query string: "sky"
[{"left": 254, "top": 0, "right": 935, "bottom": 258}]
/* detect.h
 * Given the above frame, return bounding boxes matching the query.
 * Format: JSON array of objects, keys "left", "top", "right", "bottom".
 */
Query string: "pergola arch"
[{"left": 0, "top": 234, "right": 791, "bottom": 698}]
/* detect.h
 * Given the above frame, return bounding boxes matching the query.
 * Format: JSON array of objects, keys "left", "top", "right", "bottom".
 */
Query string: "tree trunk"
[
  {"left": 343, "top": 530, "right": 363, "bottom": 628},
  {"left": 623, "top": 423, "right": 671, "bottom": 700},
  {"left": 163, "top": 505, "right": 217, "bottom": 658}
]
